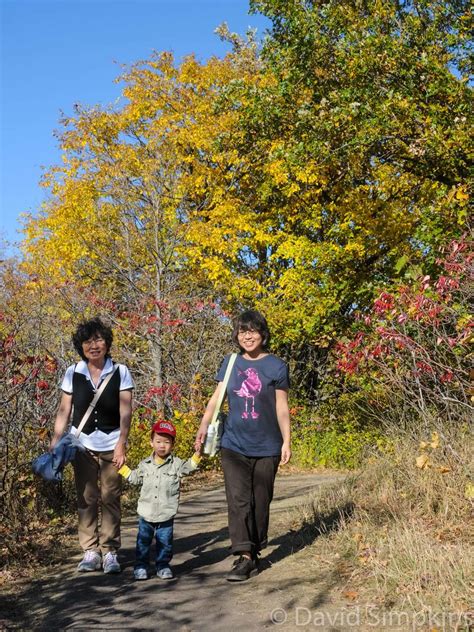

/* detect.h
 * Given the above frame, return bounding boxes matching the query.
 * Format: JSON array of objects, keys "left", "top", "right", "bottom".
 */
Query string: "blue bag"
[
  {"left": 32, "top": 365, "right": 119, "bottom": 481},
  {"left": 32, "top": 434, "right": 85, "bottom": 482}
]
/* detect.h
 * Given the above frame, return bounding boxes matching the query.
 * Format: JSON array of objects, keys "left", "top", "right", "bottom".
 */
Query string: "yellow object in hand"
[
  {"left": 118, "top": 465, "right": 132, "bottom": 478},
  {"left": 191, "top": 453, "right": 202, "bottom": 466}
]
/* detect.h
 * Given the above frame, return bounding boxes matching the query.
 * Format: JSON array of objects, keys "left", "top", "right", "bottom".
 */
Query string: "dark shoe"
[{"left": 226, "top": 556, "right": 258, "bottom": 582}]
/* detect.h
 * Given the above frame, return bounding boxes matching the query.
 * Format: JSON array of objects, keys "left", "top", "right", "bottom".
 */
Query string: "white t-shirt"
[{"left": 61, "top": 357, "right": 134, "bottom": 451}]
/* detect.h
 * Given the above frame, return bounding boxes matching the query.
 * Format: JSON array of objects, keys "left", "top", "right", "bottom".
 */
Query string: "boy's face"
[{"left": 151, "top": 433, "right": 174, "bottom": 459}]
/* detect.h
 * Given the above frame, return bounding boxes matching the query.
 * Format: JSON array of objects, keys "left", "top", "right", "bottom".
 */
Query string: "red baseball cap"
[{"left": 151, "top": 420, "right": 176, "bottom": 438}]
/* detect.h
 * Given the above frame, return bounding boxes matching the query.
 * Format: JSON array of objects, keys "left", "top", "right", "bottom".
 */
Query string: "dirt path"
[{"left": 5, "top": 472, "right": 352, "bottom": 631}]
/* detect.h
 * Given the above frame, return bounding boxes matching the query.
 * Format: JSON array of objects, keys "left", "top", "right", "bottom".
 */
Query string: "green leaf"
[{"left": 395, "top": 255, "right": 409, "bottom": 274}]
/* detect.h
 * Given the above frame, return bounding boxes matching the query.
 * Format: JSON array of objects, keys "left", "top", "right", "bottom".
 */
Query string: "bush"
[
  {"left": 334, "top": 237, "right": 472, "bottom": 434},
  {"left": 0, "top": 274, "right": 78, "bottom": 563},
  {"left": 291, "top": 400, "right": 385, "bottom": 469}
]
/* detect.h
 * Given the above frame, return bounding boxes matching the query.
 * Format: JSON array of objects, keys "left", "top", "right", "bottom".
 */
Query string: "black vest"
[{"left": 72, "top": 367, "right": 121, "bottom": 435}]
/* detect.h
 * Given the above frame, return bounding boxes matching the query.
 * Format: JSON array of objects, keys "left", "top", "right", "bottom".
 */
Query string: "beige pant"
[{"left": 73, "top": 449, "right": 122, "bottom": 554}]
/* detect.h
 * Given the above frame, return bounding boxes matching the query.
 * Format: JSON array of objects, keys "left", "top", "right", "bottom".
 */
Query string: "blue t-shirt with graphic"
[{"left": 216, "top": 353, "right": 289, "bottom": 457}]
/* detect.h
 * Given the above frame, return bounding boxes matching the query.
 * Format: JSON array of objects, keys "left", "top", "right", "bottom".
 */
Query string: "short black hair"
[
  {"left": 232, "top": 309, "right": 271, "bottom": 351},
  {"left": 72, "top": 317, "right": 113, "bottom": 360}
]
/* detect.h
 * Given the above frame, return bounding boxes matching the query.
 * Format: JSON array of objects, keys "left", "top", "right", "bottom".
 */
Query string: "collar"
[
  {"left": 145, "top": 453, "right": 173, "bottom": 466},
  {"left": 76, "top": 357, "right": 115, "bottom": 382}
]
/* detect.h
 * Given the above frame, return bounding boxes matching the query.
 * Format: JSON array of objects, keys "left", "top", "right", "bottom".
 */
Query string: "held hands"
[
  {"left": 194, "top": 422, "right": 209, "bottom": 453},
  {"left": 113, "top": 441, "right": 127, "bottom": 469}
]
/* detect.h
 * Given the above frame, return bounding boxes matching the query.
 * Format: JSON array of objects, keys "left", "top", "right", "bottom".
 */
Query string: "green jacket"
[{"left": 125, "top": 453, "right": 200, "bottom": 522}]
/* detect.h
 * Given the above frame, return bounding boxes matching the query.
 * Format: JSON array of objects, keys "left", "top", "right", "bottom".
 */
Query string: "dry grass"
[{"left": 298, "top": 428, "right": 474, "bottom": 617}]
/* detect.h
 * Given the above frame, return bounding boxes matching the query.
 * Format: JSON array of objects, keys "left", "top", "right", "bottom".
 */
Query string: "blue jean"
[{"left": 135, "top": 516, "right": 174, "bottom": 571}]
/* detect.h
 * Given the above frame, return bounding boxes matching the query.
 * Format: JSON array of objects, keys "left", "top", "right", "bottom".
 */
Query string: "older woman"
[{"left": 51, "top": 317, "right": 134, "bottom": 573}]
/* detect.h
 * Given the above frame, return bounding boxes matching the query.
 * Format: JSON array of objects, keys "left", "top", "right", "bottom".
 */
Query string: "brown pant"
[{"left": 73, "top": 449, "right": 122, "bottom": 554}]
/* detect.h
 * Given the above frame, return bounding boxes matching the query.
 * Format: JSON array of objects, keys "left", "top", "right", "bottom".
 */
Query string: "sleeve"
[
  {"left": 118, "top": 465, "right": 132, "bottom": 478},
  {"left": 175, "top": 454, "right": 201, "bottom": 477},
  {"left": 215, "top": 355, "right": 231, "bottom": 382},
  {"left": 119, "top": 462, "right": 143, "bottom": 485},
  {"left": 275, "top": 359, "right": 290, "bottom": 390},
  {"left": 60, "top": 365, "right": 76, "bottom": 394},
  {"left": 118, "top": 364, "right": 134, "bottom": 391}
]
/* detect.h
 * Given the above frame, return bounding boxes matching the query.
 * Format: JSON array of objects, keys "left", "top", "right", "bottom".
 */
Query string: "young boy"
[{"left": 118, "top": 419, "right": 201, "bottom": 580}]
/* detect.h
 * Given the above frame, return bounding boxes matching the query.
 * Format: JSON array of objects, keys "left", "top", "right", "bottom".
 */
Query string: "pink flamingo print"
[{"left": 234, "top": 368, "right": 262, "bottom": 419}]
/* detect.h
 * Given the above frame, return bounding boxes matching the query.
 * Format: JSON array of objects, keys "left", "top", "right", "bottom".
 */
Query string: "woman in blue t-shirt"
[{"left": 195, "top": 309, "right": 291, "bottom": 581}]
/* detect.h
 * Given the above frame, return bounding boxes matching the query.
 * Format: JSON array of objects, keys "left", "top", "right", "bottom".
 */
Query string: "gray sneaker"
[
  {"left": 156, "top": 566, "right": 173, "bottom": 580},
  {"left": 134, "top": 568, "right": 148, "bottom": 580},
  {"left": 103, "top": 551, "right": 121, "bottom": 574},
  {"left": 77, "top": 550, "right": 101, "bottom": 572}
]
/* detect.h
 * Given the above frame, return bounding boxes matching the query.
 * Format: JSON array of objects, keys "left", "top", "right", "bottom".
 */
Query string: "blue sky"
[{"left": 0, "top": 0, "right": 269, "bottom": 255}]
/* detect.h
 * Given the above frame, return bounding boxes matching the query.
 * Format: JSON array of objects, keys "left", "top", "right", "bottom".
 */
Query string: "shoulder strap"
[
  {"left": 74, "top": 364, "right": 120, "bottom": 437},
  {"left": 210, "top": 353, "right": 238, "bottom": 424}
]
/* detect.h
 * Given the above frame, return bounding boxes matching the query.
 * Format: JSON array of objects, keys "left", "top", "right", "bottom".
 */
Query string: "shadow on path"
[{"left": 3, "top": 472, "right": 348, "bottom": 631}]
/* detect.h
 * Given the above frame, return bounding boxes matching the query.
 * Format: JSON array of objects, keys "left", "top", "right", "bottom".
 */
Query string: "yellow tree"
[
  {"left": 176, "top": 4, "right": 472, "bottom": 395},
  {"left": 22, "top": 51, "right": 245, "bottom": 412}
]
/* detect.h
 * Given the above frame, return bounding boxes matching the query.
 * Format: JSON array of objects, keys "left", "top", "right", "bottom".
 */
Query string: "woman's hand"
[
  {"left": 194, "top": 382, "right": 223, "bottom": 452},
  {"left": 50, "top": 392, "right": 73, "bottom": 451},
  {"left": 280, "top": 442, "right": 292, "bottom": 465},
  {"left": 276, "top": 389, "right": 291, "bottom": 465},
  {"left": 194, "top": 422, "right": 209, "bottom": 453},
  {"left": 116, "top": 390, "right": 132, "bottom": 468},
  {"left": 49, "top": 433, "right": 62, "bottom": 451},
  {"left": 113, "top": 441, "right": 127, "bottom": 469}
]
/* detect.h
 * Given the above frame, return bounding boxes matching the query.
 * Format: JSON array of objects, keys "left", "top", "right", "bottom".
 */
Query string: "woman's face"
[
  {"left": 82, "top": 333, "right": 108, "bottom": 363},
  {"left": 238, "top": 328, "right": 264, "bottom": 355}
]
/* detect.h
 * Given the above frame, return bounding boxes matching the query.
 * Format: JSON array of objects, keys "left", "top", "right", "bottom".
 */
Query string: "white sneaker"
[
  {"left": 103, "top": 551, "right": 121, "bottom": 574},
  {"left": 77, "top": 550, "right": 101, "bottom": 572},
  {"left": 134, "top": 568, "right": 148, "bottom": 580},
  {"left": 156, "top": 566, "right": 173, "bottom": 580}
]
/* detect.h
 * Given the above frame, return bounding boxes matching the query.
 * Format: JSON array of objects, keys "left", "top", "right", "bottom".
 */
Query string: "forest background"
[{"left": 1, "top": 0, "right": 472, "bottom": 616}]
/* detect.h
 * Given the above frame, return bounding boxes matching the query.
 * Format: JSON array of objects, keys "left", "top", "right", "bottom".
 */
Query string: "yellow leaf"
[
  {"left": 437, "top": 466, "right": 451, "bottom": 474},
  {"left": 455, "top": 188, "right": 469, "bottom": 201},
  {"left": 430, "top": 432, "right": 440, "bottom": 449},
  {"left": 464, "top": 483, "right": 474, "bottom": 500},
  {"left": 38, "top": 427, "right": 48, "bottom": 440},
  {"left": 419, "top": 441, "right": 428, "bottom": 449},
  {"left": 416, "top": 454, "right": 430, "bottom": 469}
]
